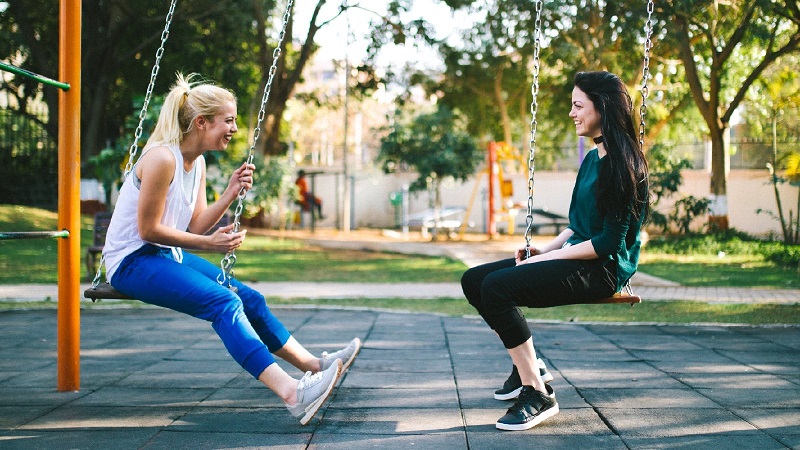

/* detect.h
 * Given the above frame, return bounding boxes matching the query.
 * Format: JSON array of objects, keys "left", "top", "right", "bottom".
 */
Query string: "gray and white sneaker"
[
  {"left": 321, "top": 337, "right": 362, "bottom": 372},
  {"left": 286, "top": 358, "right": 342, "bottom": 425}
]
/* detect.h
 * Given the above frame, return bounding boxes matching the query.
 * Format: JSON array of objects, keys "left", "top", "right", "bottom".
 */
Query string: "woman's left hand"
[{"left": 228, "top": 162, "right": 256, "bottom": 194}]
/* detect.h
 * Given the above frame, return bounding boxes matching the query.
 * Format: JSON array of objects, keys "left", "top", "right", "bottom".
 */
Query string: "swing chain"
[
  {"left": 217, "top": 0, "right": 294, "bottom": 288},
  {"left": 639, "top": 0, "right": 654, "bottom": 150},
  {"left": 90, "top": 0, "right": 177, "bottom": 290},
  {"left": 123, "top": 0, "right": 177, "bottom": 179},
  {"left": 523, "top": 0, "right": 544, "bottom": 258}
]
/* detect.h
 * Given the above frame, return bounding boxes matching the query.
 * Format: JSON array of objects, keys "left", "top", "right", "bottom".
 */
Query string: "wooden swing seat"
[
  {"left": 593, "top": 291, "right": 641, "bottom": 306},
  {"left": 84, "top": 283, "right": 133, "bottom": 301}
]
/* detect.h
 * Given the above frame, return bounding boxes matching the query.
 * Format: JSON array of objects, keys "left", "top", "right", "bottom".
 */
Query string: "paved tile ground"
[
  {"left": 0, "top": 307, "right": 798, "bottom": 449},
  {"left": 1, "top": 229, "right": 799, "bottom": 448}
]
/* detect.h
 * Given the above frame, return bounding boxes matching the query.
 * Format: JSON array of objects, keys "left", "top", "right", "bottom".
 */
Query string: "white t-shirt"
[{"left": 103, "top": 143, "right": 204, "bottom": 281}]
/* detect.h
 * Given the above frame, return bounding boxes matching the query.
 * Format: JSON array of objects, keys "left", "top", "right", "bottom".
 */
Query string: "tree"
[
  {"left": 747, "top": 59, "right": 800, "bottom": 243},
  {"left": 663, "top": 0, "right": 800, "bottom": 230},
  {"left": 379, "top": 0, "right": 680, "bottom": 170},
  {"left": 378, "top": 106, "right": 482, "bottom": 238},
  {"left": 0, "top": 0, "right": 363, "bottom": 162}
]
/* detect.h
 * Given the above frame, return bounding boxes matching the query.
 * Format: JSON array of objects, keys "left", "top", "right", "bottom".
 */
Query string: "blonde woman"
[{"left": 103, "top": 73, "right": 360, "bottom": 425}]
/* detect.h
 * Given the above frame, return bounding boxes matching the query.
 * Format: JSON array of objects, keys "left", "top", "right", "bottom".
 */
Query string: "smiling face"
[
  {"left": 200, "top": 101, "right": 238, "bottom": 150},
  {"left": 569, "top": 86, "right": 602, "bottom": 139}
]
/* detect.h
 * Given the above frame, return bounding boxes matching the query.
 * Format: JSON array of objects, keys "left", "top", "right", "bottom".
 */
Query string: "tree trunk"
[
  {"left": 493, "top": 66, "right": 513, "bottom": 146},
  {"left": 256, "top": 0, "right": 329, "bottom": 155},
  {"left": 708, "top": 127, "right": 730, "bottom": 231}
]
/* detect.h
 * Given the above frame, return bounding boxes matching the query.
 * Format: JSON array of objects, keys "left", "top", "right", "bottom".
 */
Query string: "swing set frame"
[{"left": 42, "top": 0, "right": 651, "bottom": 391}]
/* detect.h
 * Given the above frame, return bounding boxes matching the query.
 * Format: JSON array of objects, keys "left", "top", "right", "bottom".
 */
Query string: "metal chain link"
[
  {"left": 523, "top": 0, "right": 544, "bottom": 258},
  {"left": 91, "top": 0, "right": 177, "bottom": 289},
  {"left": 217, "top": 0, "right": 294, "bottom": 288},
  {"left": 639, "top": 0, "right": 654, "bottom": 150},
  {"left": 123, "top": 0, "right": 177, "bottom": 179}
]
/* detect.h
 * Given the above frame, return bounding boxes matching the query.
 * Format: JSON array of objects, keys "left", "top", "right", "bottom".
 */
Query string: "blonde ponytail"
[{"left": 145, "top": 72, "right": 236, "bottom": 149}]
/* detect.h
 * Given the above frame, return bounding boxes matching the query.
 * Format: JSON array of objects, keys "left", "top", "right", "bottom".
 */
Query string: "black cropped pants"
[{"left": 460, "top": 257, "right": 617, "bottom": 349}]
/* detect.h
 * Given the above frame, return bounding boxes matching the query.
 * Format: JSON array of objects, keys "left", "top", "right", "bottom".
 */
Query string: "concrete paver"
[
  {"left": 0, "top": 307, "right": 797, "bottom": 449},
  {"left": 0, "top": 229, "right": 798, "bottom": 448}
]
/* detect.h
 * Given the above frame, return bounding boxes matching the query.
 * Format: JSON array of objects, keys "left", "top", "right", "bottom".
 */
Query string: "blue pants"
[{"left": 111, "top": 244, "right": 290, "bottom": 379}]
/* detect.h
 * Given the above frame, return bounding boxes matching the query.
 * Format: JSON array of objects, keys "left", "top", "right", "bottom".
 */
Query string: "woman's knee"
[{"left": 461, "top": 270, "right": 482, "bottom": 309}]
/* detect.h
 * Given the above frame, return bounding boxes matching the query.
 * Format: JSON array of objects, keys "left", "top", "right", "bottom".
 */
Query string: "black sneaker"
[
  {"left": 496, "top": 384, "right": 559, "bottom": 431},
  {"left": 494, "top": 360, "right": 553, "bottom": 401}
]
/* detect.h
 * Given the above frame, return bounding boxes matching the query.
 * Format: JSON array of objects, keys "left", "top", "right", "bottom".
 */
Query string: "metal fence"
[{"left": 0, "top": 99, "right": 58, "bottom": 209}]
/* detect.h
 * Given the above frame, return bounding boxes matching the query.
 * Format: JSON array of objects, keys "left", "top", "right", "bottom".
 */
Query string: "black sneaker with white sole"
[
  {"left": 493, "top": 359, "right": 553, "bottom": 401},
  {"left": 496, "top": 384, "right": 559, "bottom": 431}
]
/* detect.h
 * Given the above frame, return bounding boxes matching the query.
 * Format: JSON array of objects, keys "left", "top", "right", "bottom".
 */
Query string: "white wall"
[{"left": 298, "top": 169, "right": 794, "bottom": 237}]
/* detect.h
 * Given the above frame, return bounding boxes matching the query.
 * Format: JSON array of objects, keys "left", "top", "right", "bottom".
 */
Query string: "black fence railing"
[{"left": 0, "top": 102, "right": 58, "bottom": 209}]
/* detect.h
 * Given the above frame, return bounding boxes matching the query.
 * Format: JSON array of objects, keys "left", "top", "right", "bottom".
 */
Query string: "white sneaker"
[
  {"left": 321, "top": 337, "right": 361, "bottom": 372},
  {"left": 286, "top": 359, "right": 342, "bottom": 425}
]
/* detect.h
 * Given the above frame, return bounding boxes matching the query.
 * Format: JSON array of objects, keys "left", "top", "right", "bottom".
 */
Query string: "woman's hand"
[
  {"left": 225, "top": 162, "right": 256, "bottom": 198},
  {"left": 515, "top": 246, "right": 542, "bottom": 264},
  {"left": 206, "top": 224, "right": 247, "bottom": 253}
]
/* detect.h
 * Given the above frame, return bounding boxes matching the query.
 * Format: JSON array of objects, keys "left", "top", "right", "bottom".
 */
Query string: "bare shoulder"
[{"left": 138, "top": 146, "right": 176, "bottom": 173}]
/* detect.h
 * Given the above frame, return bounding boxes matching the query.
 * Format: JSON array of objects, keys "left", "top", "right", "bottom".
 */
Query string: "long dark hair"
[{"left": 573, "top": 71, "right": 649, "bottom": 221}]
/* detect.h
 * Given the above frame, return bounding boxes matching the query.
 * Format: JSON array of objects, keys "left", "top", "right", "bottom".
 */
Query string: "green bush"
[
  {"left": 766, "top": 245, "right": 800, "bottom": 268},
  {"left": 646, "top": 230, "right": 800, "bottom": 269}
]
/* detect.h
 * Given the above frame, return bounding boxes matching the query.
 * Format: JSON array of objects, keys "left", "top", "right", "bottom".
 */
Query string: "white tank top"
[{"left": 103, "top": 143, "right": 204, "bottom": 281}]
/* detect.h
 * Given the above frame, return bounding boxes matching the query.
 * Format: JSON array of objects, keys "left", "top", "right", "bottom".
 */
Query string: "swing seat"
[
  {"left": 84, "top": 283, "right": 134, "bottom": 301},
  {"left": 593, "top": 292, "right": 641, "bottom": 306}
]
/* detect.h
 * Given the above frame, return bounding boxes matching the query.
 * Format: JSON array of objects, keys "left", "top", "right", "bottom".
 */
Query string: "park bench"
[
  {"left": 407, "top": 206, "right": 465, "bottom": 240},
  {"left": 85, "top": 211, "right": 112, "bottom": 279},
  {"left": 519, "top": 208, "right": 570, "bottom": 235}
]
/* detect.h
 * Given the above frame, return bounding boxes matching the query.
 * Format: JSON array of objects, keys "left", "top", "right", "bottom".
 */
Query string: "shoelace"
[{"left": 297, "top": 370, "right": 324, "bottom": 390}]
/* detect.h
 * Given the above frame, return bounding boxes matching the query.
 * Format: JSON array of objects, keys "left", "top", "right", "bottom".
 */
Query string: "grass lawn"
[
  {"left": 3, "top": 298, "right": 798, "bottom": 325},
  {"left": 192, "top": 237, "right": 466, "bottom": 283},
  {"left": 639, "top": 253, "right": 800, "bottom": 289},
  {"left": 0, "top": 205, "right": 466, "bottom": 284},
  {"left": 2, "top": 204, "right": 799, "bottom": 325}
]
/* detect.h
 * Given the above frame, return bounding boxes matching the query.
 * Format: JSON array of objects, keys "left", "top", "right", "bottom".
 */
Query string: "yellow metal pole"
[{"left": 57, "top": 0, "right": 81, "bottom": 392}]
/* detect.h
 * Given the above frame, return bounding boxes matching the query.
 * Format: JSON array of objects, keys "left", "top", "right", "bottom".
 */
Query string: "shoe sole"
[
  {"left": 342, "top": 338, "right": 362, "bottom": 372},
  {"left": 495, "top": 404, "right": 560, "bottom": 431},
  {"left": 494, "top": 387, "right": 522, "bottom": 401},
  {"left": 299, "top": 360, "right": 342, "bottom": 426}
]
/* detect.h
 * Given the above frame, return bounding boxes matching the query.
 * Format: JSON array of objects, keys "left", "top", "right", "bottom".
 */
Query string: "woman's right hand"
[
  {"left": 206, "top": 224, "right": 247, "bottom": 253},
  {"left": 515, "top": 246, "right": 542, "bottom": 264}
]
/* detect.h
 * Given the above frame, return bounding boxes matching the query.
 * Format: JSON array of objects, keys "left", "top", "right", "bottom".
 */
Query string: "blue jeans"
[{"left": 111, "top": 244, "right": 290, "bottom": 378}]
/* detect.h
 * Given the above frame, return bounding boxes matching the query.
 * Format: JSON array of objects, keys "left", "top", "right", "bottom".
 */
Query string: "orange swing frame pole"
[{"left": 57, "top": 0, "right": 82, "bottom": 392}]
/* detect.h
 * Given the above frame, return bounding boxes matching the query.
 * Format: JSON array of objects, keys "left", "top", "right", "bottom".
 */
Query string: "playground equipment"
[
  {"left": 84, "top": 0, "right": 294, "bottom": 300},
  {"left": 514, "top": 0, "right": 654, "bottom": 306}
]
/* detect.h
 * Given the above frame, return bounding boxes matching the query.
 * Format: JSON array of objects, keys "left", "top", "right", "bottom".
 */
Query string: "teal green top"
[{"left": 565, "top": 149, "right": 644, "bottom": 292}]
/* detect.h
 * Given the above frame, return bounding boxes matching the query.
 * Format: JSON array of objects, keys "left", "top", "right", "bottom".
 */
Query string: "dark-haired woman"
[{"left": 461, "top": 71, "right": 649, "bottom": 431}]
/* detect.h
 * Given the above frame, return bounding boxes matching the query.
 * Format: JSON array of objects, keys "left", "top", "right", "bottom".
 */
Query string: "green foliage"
[
  {"left": 646, "top": 230, "right": 800, "bottom": 271},
  {"left": 647, "top": 143, "right": 710, "bottom": 234},
  {"left": 206, "top": 155, "right": 297, "bottom": 219},
  {"left": 646, "top": 230, "right": 761, "bottom": 255},
  {"left": 378, "top": 106, "right": 482, "bottom": 192},
  {"left": 670, "top": 196, "right": 711, "bottom": 235}
]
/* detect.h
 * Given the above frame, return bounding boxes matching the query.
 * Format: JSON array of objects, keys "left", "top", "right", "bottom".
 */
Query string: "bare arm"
[
  {"left": 517, "top": 238, "right": 599, "bottom": 265},
  {"left": 187, "top": 161, "right": 255, "bottom": 235},
  {"left": 136, "top": 147, "right": 246, "bottom": 253},
  {"left": 515, "top": 227, "right": 577, "bottom": 262}
]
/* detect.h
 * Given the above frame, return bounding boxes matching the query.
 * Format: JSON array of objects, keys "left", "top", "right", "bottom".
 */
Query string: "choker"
[{"left": 592, "top": 136, "right": 604, "bottom": 144}]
